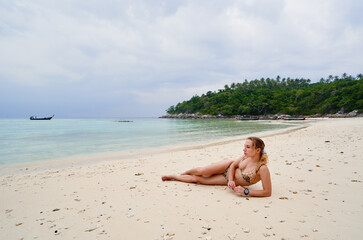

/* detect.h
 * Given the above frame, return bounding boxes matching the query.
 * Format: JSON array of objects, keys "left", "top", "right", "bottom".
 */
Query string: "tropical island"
[{"left": 162, "top": 73, "right": 362, "bottom": 119}]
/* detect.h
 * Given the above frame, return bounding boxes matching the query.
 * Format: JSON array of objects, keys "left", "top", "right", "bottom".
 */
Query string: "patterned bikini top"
[
  {"left": 240, "top": 157, "right": 259, "bottom": 184},
  {"left": 240, "top": 168, "right": 257, "bottom": 184}
]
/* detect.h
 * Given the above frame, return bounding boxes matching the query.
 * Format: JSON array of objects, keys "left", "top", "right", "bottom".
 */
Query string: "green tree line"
[{"left": 167, "top": 74, "right": 363, "bottom": 116}]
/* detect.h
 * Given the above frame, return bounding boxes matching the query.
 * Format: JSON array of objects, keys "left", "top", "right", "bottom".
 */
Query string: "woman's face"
[{"left": 244, "top": 139, "right": 260, "bottom": 157}]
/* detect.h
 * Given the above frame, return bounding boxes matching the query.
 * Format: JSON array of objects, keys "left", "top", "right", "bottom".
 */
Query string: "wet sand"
[{"left": 1, "top": 118, "right": 362, "bottom": 239}]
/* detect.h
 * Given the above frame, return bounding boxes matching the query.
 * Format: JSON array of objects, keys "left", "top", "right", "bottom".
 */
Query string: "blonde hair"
[{"left": 247, "top": 136, "right": 268, "bottom": 170}]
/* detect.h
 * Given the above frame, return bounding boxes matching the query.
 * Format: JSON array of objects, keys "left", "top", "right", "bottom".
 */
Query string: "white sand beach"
[{"left": 1, "top": 118, "right": 362, "bottom": 240}]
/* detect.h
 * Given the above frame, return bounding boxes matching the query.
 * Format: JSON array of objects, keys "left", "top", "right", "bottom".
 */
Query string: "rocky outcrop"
[
  {"left": 160, "top": 113, "right": 228, "bottom": 119},
  {"left": 160, "top": 110, "right": 362, "bottom": 119},
  {"left": 160, "top": 113, "right": 297, "bottom": 120},
  {"left": 325, "top": 110, "right": 362, "bottom": 118}
]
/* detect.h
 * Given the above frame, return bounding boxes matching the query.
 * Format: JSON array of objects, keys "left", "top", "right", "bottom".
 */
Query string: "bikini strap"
[{"left": 255, "top": 163, "right": 265, "bottom": 172}]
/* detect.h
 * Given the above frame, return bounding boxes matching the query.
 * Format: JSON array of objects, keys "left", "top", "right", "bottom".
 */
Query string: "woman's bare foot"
[{"left": 161, "top": 175, "right": 176, "bottom": 181}]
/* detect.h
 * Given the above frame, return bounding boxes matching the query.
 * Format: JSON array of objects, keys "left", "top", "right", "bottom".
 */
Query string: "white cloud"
[{"left": 0, "top": 0, "right": 362, "bottom": 117}]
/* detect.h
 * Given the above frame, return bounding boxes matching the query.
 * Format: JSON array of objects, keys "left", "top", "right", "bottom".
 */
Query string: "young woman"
[{"left": 161, "top": 137, "right": 272, "bottom": 197}]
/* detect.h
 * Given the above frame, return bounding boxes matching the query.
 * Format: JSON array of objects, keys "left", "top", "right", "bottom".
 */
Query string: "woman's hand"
[
  {"left": 233, "top": 186, "right": 245, "bottom": 195},
  {"left": 228, "top": 180, "right": 236, "bottom": 189}
]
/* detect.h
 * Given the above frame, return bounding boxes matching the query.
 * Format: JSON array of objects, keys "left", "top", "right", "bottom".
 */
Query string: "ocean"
[{"left": 0, "top": 118, "right": 293, "bottom": 166}]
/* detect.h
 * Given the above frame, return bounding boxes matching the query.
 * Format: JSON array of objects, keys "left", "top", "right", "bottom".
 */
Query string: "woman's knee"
[
  {"left": 193, "top": 167, "right": 207, "bottom": 176},
  {"left": 225, "top": 160, "right": 234, "bottom": 166},
  {"left": 193, "top": 176, "right": 204, "bottom": 184},
  {"left": 188, "top": 175, "right": 200, "bottom": 183}
]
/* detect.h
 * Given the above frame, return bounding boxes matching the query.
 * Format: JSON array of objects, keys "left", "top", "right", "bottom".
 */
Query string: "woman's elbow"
[{"left": 262, "top": 188, "right": 272, "bottom": 197}]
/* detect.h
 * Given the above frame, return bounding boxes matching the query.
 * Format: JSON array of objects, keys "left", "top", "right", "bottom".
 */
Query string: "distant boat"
[
  {"left": 283, "top": 117, "right": 305, "bottom": 120},
  {"left": 236, "top": 116, "right": 259, "bottom": 121},
  {"left": 30, "top": 115, "right": 54, "bottom": 120}
]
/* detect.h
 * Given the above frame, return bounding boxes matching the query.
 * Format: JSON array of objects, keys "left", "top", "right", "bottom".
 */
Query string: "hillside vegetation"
[{"left": 166, "top": 74, "right": 363, "bottom": 116}]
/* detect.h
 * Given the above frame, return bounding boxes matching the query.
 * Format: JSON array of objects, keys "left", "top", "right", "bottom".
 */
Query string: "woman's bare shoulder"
[{"left": 257, "top": 164, "right": 270, "bottom": 174}]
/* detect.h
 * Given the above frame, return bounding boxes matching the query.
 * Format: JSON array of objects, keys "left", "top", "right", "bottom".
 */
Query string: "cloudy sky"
[{"left": 1, "top": 0, "right": 362, "bottom": 118}]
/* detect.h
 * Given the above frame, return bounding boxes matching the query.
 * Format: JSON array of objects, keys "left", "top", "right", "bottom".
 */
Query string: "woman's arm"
[
  {"left": 234, "top": 165, "right": 272, "bottom": 197},
  {"left": 227, "top": 157, "right": 243, "bottom": 189}
]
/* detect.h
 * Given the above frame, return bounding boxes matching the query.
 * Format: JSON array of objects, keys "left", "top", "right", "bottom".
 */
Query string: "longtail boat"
[{"left": 30, "top": 115, "right": 54, "bottom": 120}]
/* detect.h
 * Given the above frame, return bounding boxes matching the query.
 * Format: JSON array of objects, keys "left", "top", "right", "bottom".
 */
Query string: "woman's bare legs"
[
  {"left": 161, "top": 174, "right": 227, "bottom": 185},
  {"left": 181, "top": 159, "right": 233, "bottom": 176},
  {"left": 161, "top": 159, "right": 233, "bottom": 185}
]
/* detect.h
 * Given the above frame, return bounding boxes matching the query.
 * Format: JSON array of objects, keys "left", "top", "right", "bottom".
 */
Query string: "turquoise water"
[{"left": 0, "top": 118, "right": 292, "bottom": 166}]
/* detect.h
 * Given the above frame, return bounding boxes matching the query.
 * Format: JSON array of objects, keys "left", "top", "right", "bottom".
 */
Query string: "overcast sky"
[{"left": 1, "top": 0, "right": 362, "bottom": 118}]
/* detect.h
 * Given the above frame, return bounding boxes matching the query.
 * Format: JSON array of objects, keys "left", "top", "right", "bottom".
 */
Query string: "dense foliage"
[{"left": 167, "top": 74, "right": 363, "bottom": 116}]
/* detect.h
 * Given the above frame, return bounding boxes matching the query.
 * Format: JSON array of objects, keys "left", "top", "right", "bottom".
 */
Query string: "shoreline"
[{"left": 1, "top": 118, "right": 362, "bottom": 239}]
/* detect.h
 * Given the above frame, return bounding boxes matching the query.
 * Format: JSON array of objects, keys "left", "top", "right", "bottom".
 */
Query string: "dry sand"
[{"left": 1, "top": 118, "right": 362, "bottom": 240}]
